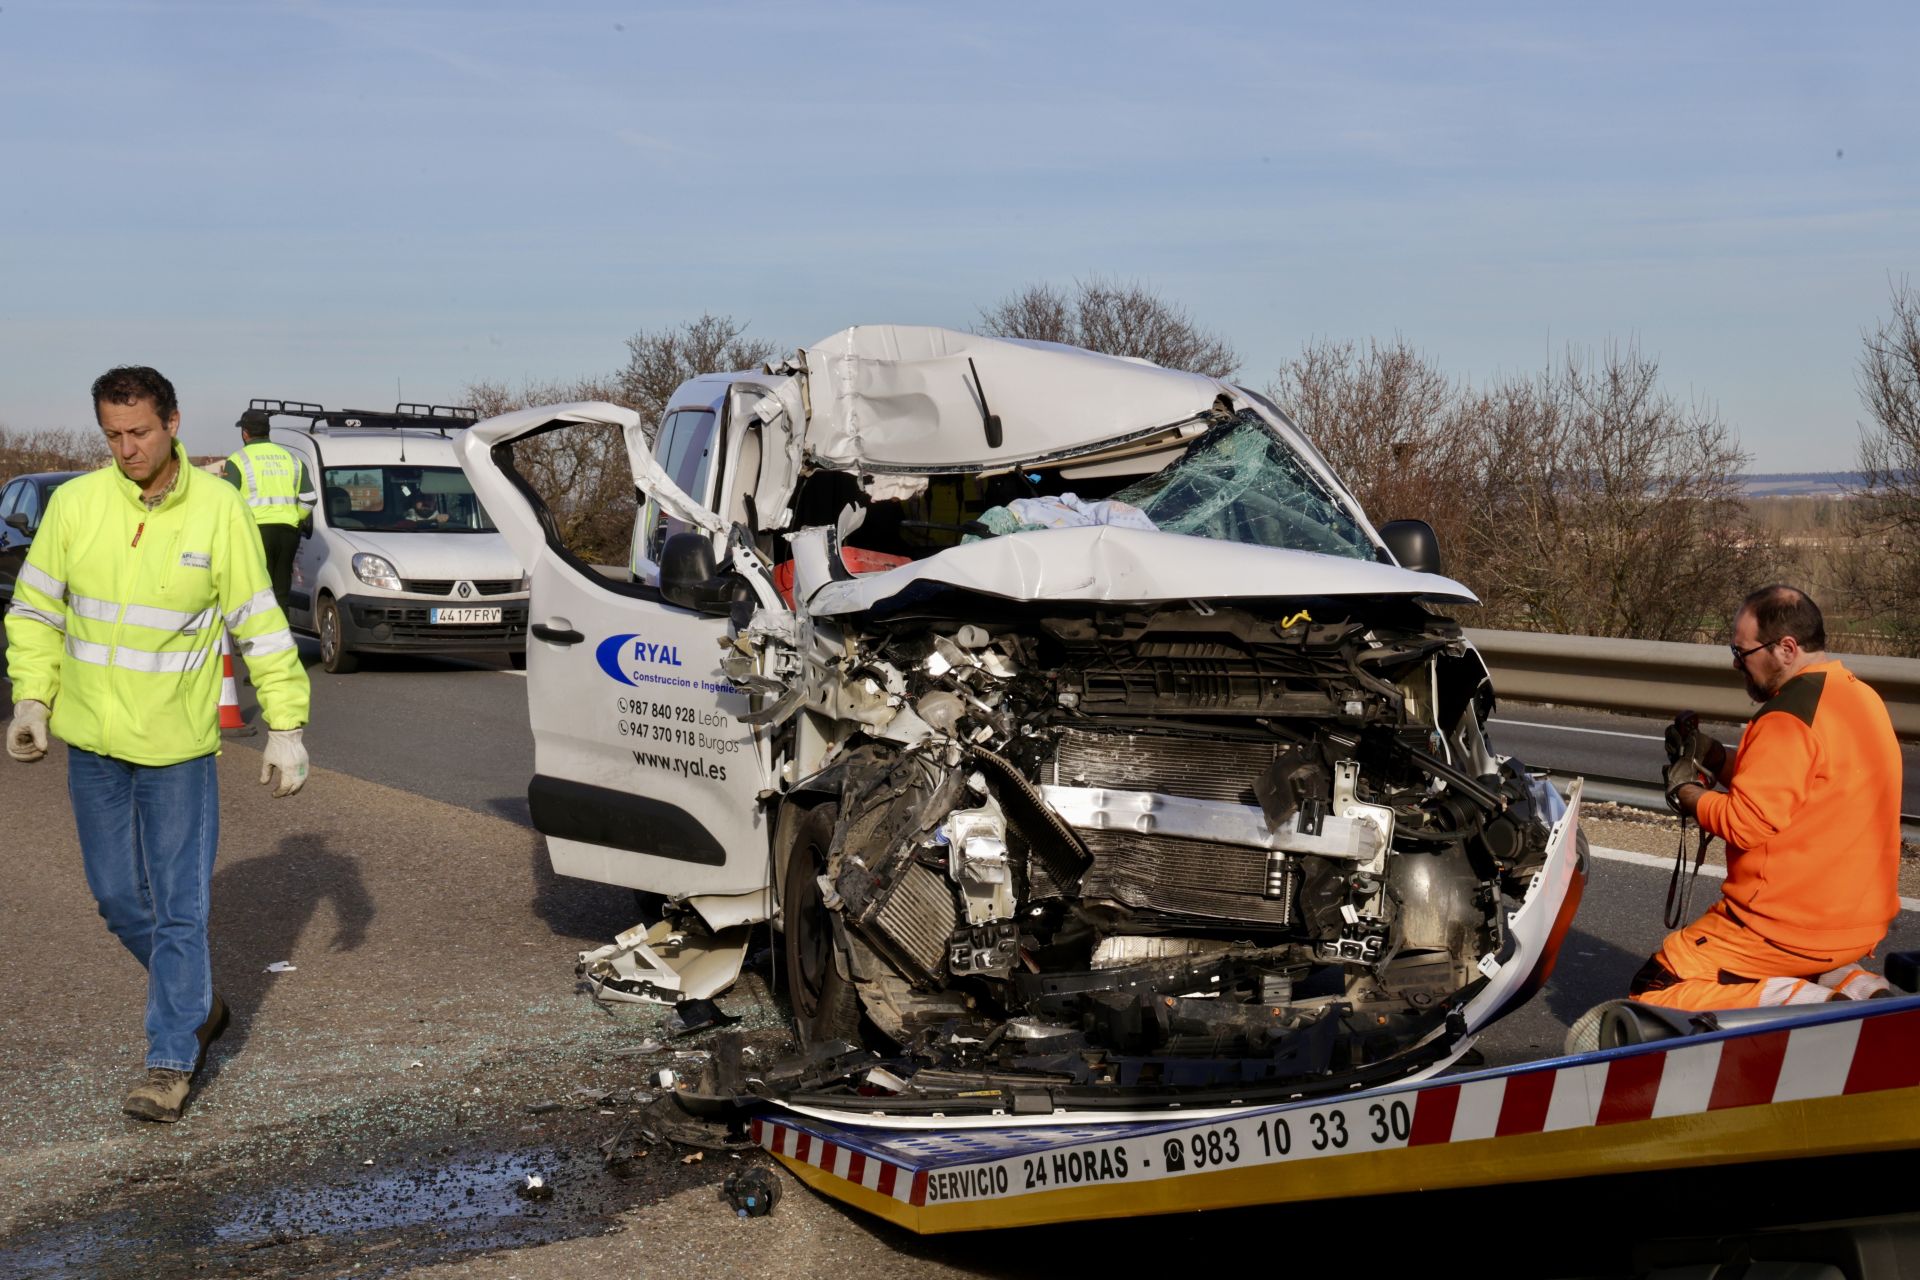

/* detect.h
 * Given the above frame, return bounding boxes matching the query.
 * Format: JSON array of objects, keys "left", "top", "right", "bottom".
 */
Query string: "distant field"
[
  {"left": 1743, "top": 491, "right": 1911, "bottom": 653},
  {"left": 1739, "top": 472, "right": 1862, "bottom": 497}
]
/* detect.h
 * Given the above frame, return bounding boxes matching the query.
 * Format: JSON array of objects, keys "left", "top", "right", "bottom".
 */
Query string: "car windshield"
[
  {"left": 969, "top": 411, "right": 1376, "bottom": 560},
  {"left": 320, "top": 466, "right": 497, "bottom": 533}
]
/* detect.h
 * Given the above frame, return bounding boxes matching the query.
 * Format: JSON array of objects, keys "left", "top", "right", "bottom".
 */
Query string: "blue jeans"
[{"left": 67, "top": 748, "right": 219, "bottom": 1072}]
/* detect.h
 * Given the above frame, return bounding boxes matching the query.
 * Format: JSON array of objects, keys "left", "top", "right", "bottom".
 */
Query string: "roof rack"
[
  {"left": 395, "top": 403, "right": 478, "bottom": 422},
  {"left": 248, "top": 399, "right": 479, "bottom": 437}
]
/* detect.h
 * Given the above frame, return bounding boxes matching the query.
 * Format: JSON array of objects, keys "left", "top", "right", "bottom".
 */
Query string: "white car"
[
  {"left": 253, "top": 400, "right": 530, "bottom": 673},
  {"left": 459, "top": 329, "right": 1586, "bottom": 1114}
]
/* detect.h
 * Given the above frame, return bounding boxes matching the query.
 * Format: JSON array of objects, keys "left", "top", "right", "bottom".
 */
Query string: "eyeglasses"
[{"left": 1730, "top": 639, "right": 1778, "bottom": 666}]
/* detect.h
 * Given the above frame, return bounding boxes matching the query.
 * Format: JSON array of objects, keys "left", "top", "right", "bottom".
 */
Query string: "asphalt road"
[
  {"left": 232, "top": 641, "right": 538, "bottom": 827},
  {"left": 3, "top": 639, "right": 1918, "bottom": 1277}
]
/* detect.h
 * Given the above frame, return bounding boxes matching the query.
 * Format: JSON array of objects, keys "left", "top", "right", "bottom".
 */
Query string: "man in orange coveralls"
[{"left": 1634, "top": 585, "right": 1901, "bottom": 1010}]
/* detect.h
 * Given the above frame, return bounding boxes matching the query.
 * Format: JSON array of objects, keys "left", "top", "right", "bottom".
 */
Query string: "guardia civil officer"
[
  {"left": 5, "top": 366, "right": 313, "bottom": 1123},
  {"left": 225, "top": 407, "right": 316, "bottom": 611}
]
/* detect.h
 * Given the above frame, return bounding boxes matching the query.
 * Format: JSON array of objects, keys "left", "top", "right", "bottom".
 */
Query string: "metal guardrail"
[
  {"left": 1541, "top": 768, "right": 1920, "bottom": 840},
  {"left": 1466, "top": 629, "right": 1920, "bottom": 742}
]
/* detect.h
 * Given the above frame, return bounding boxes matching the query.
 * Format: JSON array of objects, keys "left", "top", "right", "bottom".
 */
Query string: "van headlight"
[{"left": 352, "top": 553, "right": 403, "bottom": 592}]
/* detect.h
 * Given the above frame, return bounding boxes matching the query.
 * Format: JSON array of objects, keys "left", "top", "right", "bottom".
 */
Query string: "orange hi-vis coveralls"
[{"left": 1630, "top": 661, "right": 1902, "bottom": 1011}]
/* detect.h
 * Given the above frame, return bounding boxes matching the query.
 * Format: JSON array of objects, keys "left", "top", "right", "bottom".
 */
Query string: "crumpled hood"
[
  {"left": 333, "top": 529, "right": 525, "bottom": 583},
  {"left": 801, "top": 525, "right": 1477, "bottom": 615}
]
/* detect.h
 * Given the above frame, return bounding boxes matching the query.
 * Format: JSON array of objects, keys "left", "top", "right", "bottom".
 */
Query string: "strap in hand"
[{"left": 1664, "top": 817, "right": 1711, "bottom": 930}]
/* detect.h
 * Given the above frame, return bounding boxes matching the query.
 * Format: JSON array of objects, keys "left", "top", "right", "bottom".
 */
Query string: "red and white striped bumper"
[{"left": 756, "top": 995, "right": 1920, "bottom": 1233}]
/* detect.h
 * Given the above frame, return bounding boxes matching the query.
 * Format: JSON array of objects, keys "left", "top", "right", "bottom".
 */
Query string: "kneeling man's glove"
[
  {"left": 1664, "top": 753, "right": 1710, "bottom": 814},
  {"left": 1663, "top": 711, "right": 1698, "bottom": 763},
  {"left": 1663, "top": 711, "right": 1719, "bottom": 814},
  {"left": 6, "top": 701, "right": 49, "bottom": 763},
  {"left": 261, "top": 728, "right": 309, "bottom": 797},
  {"left": 1664, "top": 710, "right": 1727, "bottom": 777}
]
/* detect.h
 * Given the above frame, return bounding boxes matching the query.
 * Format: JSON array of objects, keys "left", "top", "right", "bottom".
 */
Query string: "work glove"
[
  {"left": 6, "top": 700, "right": 49, "bottom": 763},
  {"left": 260, "top": 728, "right": 309, "bottom": 798},
  {"left": 1658, "top": 744, "right": 1720, "bottom": 817},
  {"left": 1663, "top": 711, "right": 1727, "bottom": 778}
]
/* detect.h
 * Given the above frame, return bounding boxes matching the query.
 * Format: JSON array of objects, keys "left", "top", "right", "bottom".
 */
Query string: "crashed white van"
[{"left": 460, "top": 327, "right": 1585, "bottom": 1114}]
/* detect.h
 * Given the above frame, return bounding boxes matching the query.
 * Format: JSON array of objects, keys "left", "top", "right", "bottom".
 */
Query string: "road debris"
[
  {"left": 721, "top": 1168, "right": 780, "bottom": 1218},
  {"left": 667, "top": 997, "right": 738, "bottom": 1036},
  {"left": 599, "top": 1118, "right": 657, "bottom": 1177},
  {"left": 264, "top": 961, "right": 297, "bottom": 973},
  {"left": 576, "top": 921, "right": 750, "bottom": 1007},
  {"left": 517, "top": 1173, "right": 554, "bottom": 1202},
  {"left": 604, "top": 1037, "right": 665, "bottom": 1058}
]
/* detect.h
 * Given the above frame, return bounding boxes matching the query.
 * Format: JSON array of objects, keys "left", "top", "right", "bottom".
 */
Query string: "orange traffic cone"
[{"left": 219, "top": 631, "right": 257, "bottom": 738}]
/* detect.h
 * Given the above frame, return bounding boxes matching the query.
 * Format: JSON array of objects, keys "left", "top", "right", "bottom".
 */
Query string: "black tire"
[
  {"left": 781, "top": 803, "right": 861, "bottom": 1046},
  {"left": 507, "top": 650, "right": 527, "bottom": 671},
  {"left": 316, "top": 596, "right": 359, "bottom": 674}
]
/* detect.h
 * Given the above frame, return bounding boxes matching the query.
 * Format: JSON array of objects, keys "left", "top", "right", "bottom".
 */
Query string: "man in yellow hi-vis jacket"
[
  {"left": 4, "top": 366, "right": 313, "bottom": 1124},
  {"left": 224, "top": 409, "right": 315, "bottom": 611}
]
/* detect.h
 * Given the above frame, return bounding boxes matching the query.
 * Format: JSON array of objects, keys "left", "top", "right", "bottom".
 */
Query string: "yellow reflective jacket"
[
  {"left": 3, "top": 446, "right": 310, "bottom": 765},
  {"left": 224, "top": 441, "right": 314, "bottom": 528}
]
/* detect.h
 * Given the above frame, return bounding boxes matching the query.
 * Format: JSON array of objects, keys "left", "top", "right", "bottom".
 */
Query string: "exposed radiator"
[
  {"left": 1048, "top": 727, "right": 1290, "bottom": 805},
  {"left": 1039, "top": 727, "right": 1301, "bottom": 926},
  {"left": 1079, "top": 829, "right": 1296, "bottom": 927},
  {"left": 855, "top": 860, "right": 955, "bottom": 987}
]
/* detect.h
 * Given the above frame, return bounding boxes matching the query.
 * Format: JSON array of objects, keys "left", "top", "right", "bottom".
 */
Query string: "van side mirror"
[
  {"left": 659, "top": 531, "right": 749, "bottom": 616},
  {"left": 1379, "top": 520, "right": 1443, "bottom": 575},
  {"left": 4, "top": 513, "right": 28, "bottom": 534}
]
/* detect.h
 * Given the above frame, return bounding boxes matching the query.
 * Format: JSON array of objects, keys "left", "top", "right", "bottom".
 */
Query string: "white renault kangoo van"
[{"left": 253, "top": 399, "right": 529, "bottom": 673}]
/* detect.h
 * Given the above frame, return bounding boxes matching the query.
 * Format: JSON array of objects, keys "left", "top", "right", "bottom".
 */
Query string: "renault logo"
[{"left": 457, "top": 581, "right": 472, "bottom": 599}]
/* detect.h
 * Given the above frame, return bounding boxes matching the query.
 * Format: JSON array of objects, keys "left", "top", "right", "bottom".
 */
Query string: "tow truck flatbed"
[{"left": 755, "top": 994, "right": 1920, "bottom": 1233}]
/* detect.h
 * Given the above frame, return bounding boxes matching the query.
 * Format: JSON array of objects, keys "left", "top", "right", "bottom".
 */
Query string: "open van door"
[{"left": 457, "top": 403, "right": 773, "bottom": 911}]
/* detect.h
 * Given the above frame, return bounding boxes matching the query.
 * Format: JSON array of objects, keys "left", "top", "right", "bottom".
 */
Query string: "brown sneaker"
[
  {"left": 122, "top": 1068, "right": 192, "bottom": 1123},
  {"left": 196, "top": 993, "right": 231, "bottom": 1070}
]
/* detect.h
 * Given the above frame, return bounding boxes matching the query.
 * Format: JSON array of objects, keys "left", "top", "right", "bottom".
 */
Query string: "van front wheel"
[
  {"left": 781, "top": 803, "right": 861, "bottom": 1046},
  {"left": 317, "top": 596, "right": 359, "bottom": 675}
]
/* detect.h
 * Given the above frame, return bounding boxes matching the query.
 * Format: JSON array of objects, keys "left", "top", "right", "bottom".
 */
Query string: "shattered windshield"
[{"left": 973, "top": 412, "right": 1375, "bottom": 560}]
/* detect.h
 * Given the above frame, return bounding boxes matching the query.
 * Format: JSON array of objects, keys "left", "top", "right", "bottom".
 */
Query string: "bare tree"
[
  {"left": 461, "top": 315, "right": 780, "bottom": 566},
  {"left": 459, "top": 375, "right": 633, "bottom": 565},
  {"left": 0, "top": 424, "right": 103, "bottom": 477},
  {"left": 1269, "top": 338, "right": 1465, "bottom": 555},
  {"left": 1272, "top": 339, "right": 1768, "bottom": 640},
  {"left": 978, "top": 278, "right": 1239, "bottom": 377},
  {"left": 1459, "top": 347, "right": 1769, "bottom": 641},
  {"left": 977, "top": 283, "right": 1074, "bottom": 346},
  {"left": 618, "top": 313, "right": 779, "bottom": 441},
  {"left": 1840, "top": 282, "right": 1920, "bottom": 653}
]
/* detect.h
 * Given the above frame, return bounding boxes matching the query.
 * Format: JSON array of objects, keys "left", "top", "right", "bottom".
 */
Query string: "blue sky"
[{"left": 2, "top": 2, "right": 1915, "bottom": 469}]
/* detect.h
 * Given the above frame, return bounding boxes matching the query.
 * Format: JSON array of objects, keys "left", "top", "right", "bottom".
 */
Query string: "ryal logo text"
[{"left": 596, "top": 633, "right": 684, "bottom": 685}]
